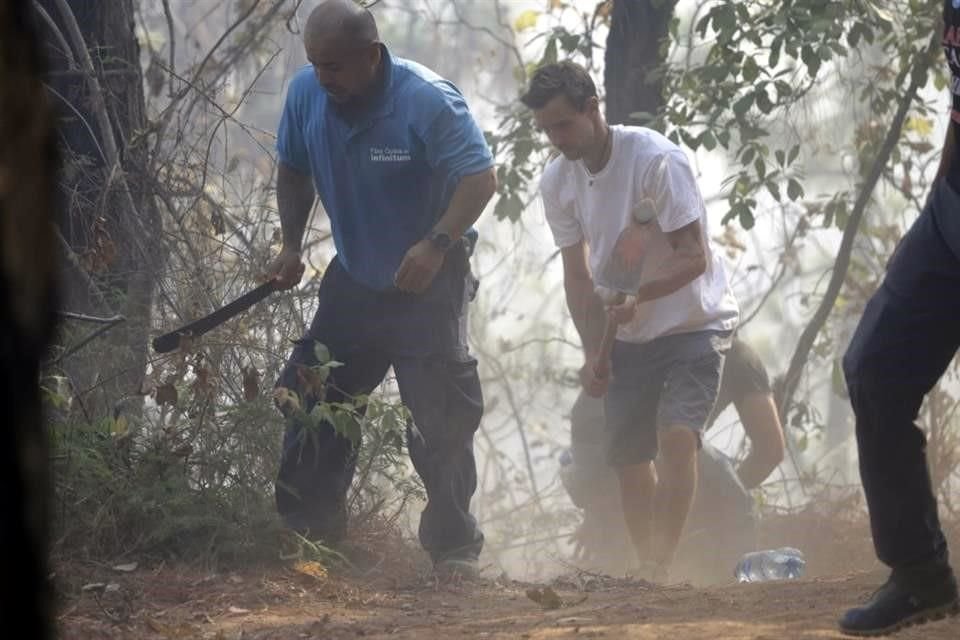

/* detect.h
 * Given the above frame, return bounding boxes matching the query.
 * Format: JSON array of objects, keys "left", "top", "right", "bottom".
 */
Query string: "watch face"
[{"left": 431, "top": 232, "right": 452, "bottom": 250}]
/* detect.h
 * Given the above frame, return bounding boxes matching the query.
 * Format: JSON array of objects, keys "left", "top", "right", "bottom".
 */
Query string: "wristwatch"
[{"left": 427, "top": 230, "right": 453, "bottom": 252}]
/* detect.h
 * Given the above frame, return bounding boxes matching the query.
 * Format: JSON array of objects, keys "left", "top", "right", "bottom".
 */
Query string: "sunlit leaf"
[
  {"left": 293, "top": 560, "right": 328, "bottom": 581},
  {"left": 513, "top": 9, "right": 540, "bottom": 32}
]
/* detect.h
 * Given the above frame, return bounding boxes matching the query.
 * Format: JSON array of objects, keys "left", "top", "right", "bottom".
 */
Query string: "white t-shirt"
[{"left": 540, "top": 125, "right": 739, "bottom": 344}]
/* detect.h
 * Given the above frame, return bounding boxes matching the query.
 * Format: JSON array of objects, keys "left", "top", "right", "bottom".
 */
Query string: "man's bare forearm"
[
  {"left": 565, "top": 275, "right": 607, "bottom": 357},
  {"left": 277, "top": 162, "right": 315, "bottom": 252},
  {"left": 635, "top": 248, "right": 706, "bottom": 303},
  {"left": 431, "top": 167, "right": 497, "bottom": 240}
]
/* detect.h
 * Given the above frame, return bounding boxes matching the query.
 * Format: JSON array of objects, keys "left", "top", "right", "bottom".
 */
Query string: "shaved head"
[
  {"left": 302, "top": 0, "right": 382, "bottom": 104},
  {"left": 305, "top": 0, "right": 379, "bottom": 50}
]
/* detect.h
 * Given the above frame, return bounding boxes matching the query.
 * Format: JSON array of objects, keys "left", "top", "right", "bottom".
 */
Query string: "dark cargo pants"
[
  {"left": 843, "top": 177, "right": 960, "bottom": 585},
  {"left": 274, "top": 242, "right": 483, "bottom": 563}
]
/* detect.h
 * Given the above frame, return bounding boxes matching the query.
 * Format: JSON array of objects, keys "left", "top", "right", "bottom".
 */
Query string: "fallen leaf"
[
  {"left": 273, "top": 387, "right": 301, "bottom": 413},
  {"left": 112, "top": 562, "right": 138, "bottom": 572},
  {"left": 155, "top": 382, "right": 178, "bottom": 406},
  {"left": 242, "top": 366, "right": 260, "bottom": 401},
  {"left": 191, "top": 358, "right": 213, "bottom": 397},
  {"left": 110, "top": 416, "right": 129, "bottom": 438},
  {"left": 177, "top": 333, "right": 195, "bottom": 353},
  {"left": 211, "top": 209, "right": 226, "bottom": 235},
  {"left": 82, "top": 217, "right": 117, "bottom": 274},
  {"left": 526, "top": 586, "right": 563, "bottom": 610},
  {"left": 81, "top": 582, "right": 107, "bottom": 592},
  {"left": 227, "top": 605, "right": 250, "bottom": 615},
  {"left": 293, "top": 560, "right": 328, "bottom": 581},
  {"left": 295, "top": 364, "right": 326, "bottom": 403},
  {"left": 145, "top": 618, "right": 168, "bottom": 633}
]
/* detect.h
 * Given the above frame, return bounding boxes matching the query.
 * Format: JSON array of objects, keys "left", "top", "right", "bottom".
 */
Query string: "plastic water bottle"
[{"left": 734, "top": 547, "right": 806, "bottom": 583}]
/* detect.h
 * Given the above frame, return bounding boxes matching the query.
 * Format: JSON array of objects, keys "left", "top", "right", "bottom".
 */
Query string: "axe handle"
[
  {"left": 152, "top": 280, "right": 277, "bottom": 353},
  {"left": 594, "top": 316, "right": 619, "bottom": 378},
  {"left": 594, "top": 292, "right": 626, "bottom": 379}
]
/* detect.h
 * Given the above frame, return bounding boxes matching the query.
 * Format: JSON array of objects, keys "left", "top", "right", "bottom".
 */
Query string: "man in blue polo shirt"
[{"left": 267, "top": 0, "right": 497, "bottom": 578}]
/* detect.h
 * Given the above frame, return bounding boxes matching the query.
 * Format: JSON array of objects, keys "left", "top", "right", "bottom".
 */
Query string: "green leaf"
[
  {"left": 495, "top": 193, "right": 524, "bottom": 221},
  {"left": 701, "top": 130, "right": 717, "bottom": 151},
  {"left": 787, "top": 178, "right": 804, "bottom": 201},
  {"left": 754, "top": 156, "right": 767, "bottom": 181},
  {"left": 313, "top": 342, "right": 332, "bottom": 365},
  {"left": 755, "top": 89, "right": 774, "bottom": 114},
  {"left": 559, "top": 31, "right": 580, "bottom": 53},
  {"left": 800, "top": 45, "right": 821, "bottom": 76},
  {"left": 680, "top": 129, "right": 700, "bottom": 150},
  {"left": 733, "top": 93, "right": 754, "bottom": 117},
  {"left": 738, "top": 206, "right": 755, "bottom": 230},
  {"left": 788, "top": 144, "right": 800, "bottom": 165},
  {"left": 769, "top": 35, "right": 783, "bottom": 68},
  {"left": 767, "top": 181, "right": 782, "bottom": 202},
  {"left": 832, "top": 359, "right": 849, "bottom": 398},
  {"left": 712, "top": 5, "right": 736, "bottom": 36},
  {"left": 543, "top": 36, "right": 558, "bottom": 65},
  {"left": 742, "top": 56, "right": 760, "bottom": 82}
]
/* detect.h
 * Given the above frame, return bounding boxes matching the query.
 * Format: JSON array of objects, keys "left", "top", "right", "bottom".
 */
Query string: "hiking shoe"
[
  {"left": 839, "top": 571, "right": 959, "bottom": 636},
  {"left": 434, "top": 557, "right": 480, "bottom": 581}
]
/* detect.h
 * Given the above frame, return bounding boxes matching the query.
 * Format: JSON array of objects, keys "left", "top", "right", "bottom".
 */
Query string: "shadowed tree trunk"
[
  {"left": 604, "top": 0, "right": 677, "bottom": 128},
  {"left": 36, "top": 0, "right": 161, "bottom": 417}
]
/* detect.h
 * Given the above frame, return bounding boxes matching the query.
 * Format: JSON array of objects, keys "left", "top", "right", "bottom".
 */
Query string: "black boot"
[{"left": 839, "top": 569, "right": 959, "bottom": 636}]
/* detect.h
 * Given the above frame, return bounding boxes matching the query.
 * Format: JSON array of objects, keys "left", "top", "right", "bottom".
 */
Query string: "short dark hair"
[{"left": 520, "top": 61, "right": 597, "bottom": 111}]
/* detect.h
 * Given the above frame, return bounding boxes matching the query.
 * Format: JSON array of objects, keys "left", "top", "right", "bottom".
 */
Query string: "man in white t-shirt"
[{"left": 521, "top": 61, "right": 739, "bottom": 580}]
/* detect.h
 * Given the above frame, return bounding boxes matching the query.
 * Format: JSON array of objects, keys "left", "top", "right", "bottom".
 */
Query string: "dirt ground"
[
  {"left": 57, "top": 565, "right": 960, "bottom": 640},
  {"left": 56, "top": 512, "right": 960, "bottom": 639}
]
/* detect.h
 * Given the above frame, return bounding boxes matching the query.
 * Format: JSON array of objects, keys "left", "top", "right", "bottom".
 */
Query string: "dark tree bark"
[
  {"left": 0, "top": 2, "right": 60, "bottom": 637},
  {"left": 36, "top": 0, "right": 161, "bottom": 415},
  {"left": 604, "top": 0, "right": 677, "bottom": 128}
]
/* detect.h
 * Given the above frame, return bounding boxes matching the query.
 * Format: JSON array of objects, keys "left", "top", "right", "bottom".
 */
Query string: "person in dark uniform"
[
  {"left": 559, "top": 337, "right": 784, "bottom": 584},
  {"left": 837, "top": 2, "right": 960, "bottom": 634}
]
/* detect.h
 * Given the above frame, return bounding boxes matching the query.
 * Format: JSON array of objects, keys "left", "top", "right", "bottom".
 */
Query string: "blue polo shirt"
[{"left": 276, "top": 48, "right": 494, "bottom": 291}]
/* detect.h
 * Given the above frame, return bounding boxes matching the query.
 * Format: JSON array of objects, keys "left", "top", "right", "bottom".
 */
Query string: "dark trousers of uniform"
[
  {"left": 843, "top": 177, "right": 960, "bottom": 585},
  {"left": 274, "top": 243, "right": 484, "bottom": 563}
]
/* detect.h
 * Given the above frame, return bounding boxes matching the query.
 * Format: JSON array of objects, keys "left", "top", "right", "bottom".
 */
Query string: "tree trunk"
[
  {"left": 36, "top": 0, "right": 161, "bottom": 417},
  {"left": 604, "top": 0, "right": 677, "bottom": 128}
]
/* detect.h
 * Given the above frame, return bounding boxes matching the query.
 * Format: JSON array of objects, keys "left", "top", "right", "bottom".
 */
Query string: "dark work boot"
[{"left": 839, "top": 569, "right": 959, "bottom": 636}]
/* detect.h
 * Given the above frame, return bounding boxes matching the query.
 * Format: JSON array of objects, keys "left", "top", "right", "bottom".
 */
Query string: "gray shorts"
[{"left": 604, "top": 330, "right": 731, "bottom": 467}]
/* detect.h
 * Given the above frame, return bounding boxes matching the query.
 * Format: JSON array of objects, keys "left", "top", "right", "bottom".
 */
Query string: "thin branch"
[
  {"left": 55, "top": 227, "right": 111, "bottom": 310},
  {"left": 49, "top": 315, "right": 127, "bottom": 366},
  {"left": 161, "top": 0, "right": 176, "bottom": 96},
  {"left": 57, "top": 311, "right": 125, "bottom": 324},
  {"left": 777, "top": 32, "right": 941, "bottom": 419},
  {"left": 52, "top": 0, "right": 154, "bottom": 253},
  {"left": 31, "top": 1, "right": 75, "bottom": 69}
]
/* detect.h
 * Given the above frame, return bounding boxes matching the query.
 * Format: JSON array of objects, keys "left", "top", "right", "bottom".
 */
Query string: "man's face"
[
  {"left": 532, "top": 95, "right": 599, "bottom": 160},
  {"left": 305, "top": 36, "right": 380, "bottom": 103}
]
